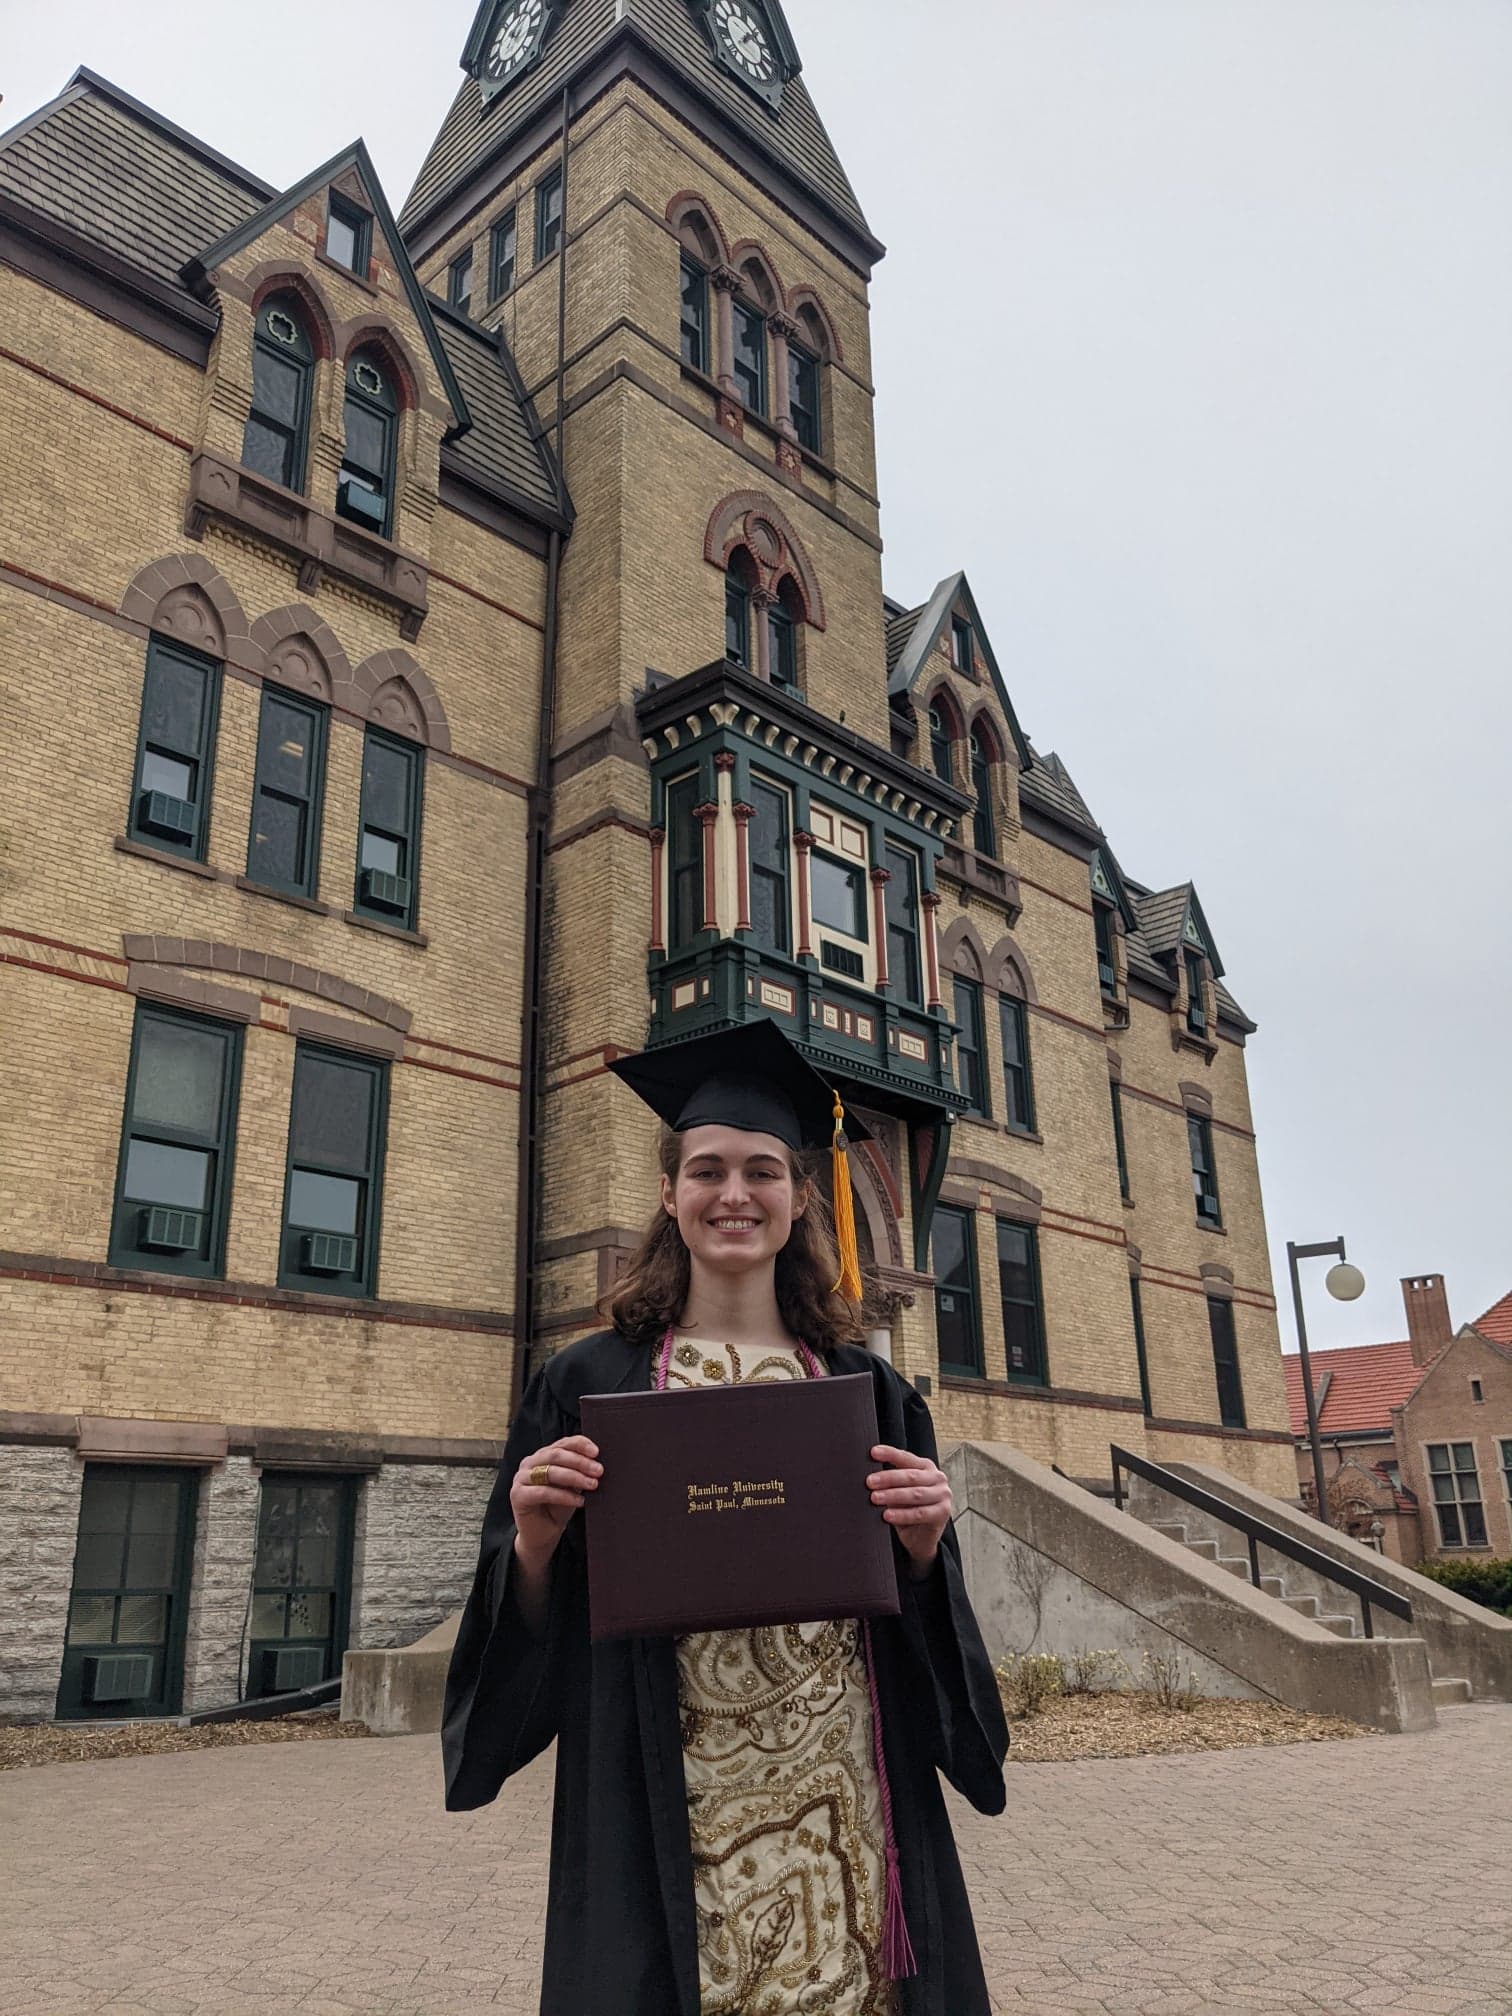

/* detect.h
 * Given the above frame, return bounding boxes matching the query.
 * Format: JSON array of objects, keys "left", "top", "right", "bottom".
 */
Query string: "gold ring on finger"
[{"left": 529, "top": 1463, "right": 552, "bottom": 1488}]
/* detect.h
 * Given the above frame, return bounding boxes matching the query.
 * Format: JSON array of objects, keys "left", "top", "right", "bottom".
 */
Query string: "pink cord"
[{"left": 657, "top": 1325, "right": 916, "bottom": 1980}]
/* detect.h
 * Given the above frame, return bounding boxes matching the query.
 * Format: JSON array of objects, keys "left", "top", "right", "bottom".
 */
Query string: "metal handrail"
[
  {"left": 1110, "top": 1443, "right": 1412, "bottom": 1641},
  {"left": 187, "top": 1676, "right": 341, "bottom": 1725}
]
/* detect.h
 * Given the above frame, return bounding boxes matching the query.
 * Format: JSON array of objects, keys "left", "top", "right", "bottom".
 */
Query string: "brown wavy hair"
[{"left": 603, "top": 1125, "right": 868, "bottom": 1357}]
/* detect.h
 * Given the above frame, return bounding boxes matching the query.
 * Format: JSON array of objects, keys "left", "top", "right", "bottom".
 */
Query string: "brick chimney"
[{"left": 1402, "top": 1274, "right": 1453, "bottom": 1366}]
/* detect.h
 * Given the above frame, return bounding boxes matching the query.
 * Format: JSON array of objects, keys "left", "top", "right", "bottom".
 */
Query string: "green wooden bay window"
[
  {"left": 749, "top": 780, "right": 790, "bottom": 954},
  {"left": 933, "top": 1205, "right": 982, "bottom": 1377},
  {"left": 953, "top": 976, "right": 988, "bottom": 1117},
  {"left": 884, "top": 844, "right": 922, "bottom": 1005},
  {"left": 242, "top": 295, "right": 313, "bottom": 492},
  {"left": 811, "top": 850, "right": 867, "bottom": 940},
  {"left": 127, "top": 638, "right": 221, "bottom": 861},
  {"left": 997, "top": 1220, "right": 1047, "bottom": 1383},
  {"left": 665, "top": 773, "right": 703, "bottom": 950},
  {"left": 338, "top": 349, "right": 397, "bottom": 537},
  {"left": 998, "top": 993, "right": 1035, "bottom": 1135},
  {"left": 246, "top": 686, "right": 327, "bottom": 900},
  {"left": 279, "top": 1044, "right": 388, "bottom": 1297},
  {"left": 354, "top": 729, "right": 423, "bottom": 930},
  {"left": 1207, "top": 1295, "right": 1246, "bottom": 1429},
  {"left": 57, "top": 1466, "right": 197, "bottom": 1720},
  {"left": 110, "top": 1005, "right": 243, "bottom": 1277}
]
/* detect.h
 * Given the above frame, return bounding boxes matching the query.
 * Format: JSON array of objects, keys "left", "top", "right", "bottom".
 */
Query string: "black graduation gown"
[{"left": 442, "top": 1329, "right": 1009, "bottom": 2016}]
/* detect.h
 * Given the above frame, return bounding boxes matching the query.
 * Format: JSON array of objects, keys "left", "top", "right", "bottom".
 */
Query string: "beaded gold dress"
[{"left": 666, "top": 1334, "right": 896, "bottom": 2016}]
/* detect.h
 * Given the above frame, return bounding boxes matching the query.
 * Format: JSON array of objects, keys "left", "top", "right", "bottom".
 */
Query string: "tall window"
[
  {"left": 789, "top": 340, "right": 820, "bottom": 453},
  {"left": 1094, "top": 902, "right": 1117, "bottom": 997},
  {"left": 355, "top": 729, "right": 423, "bottom": 931},
  {"left": 665, "top": 773, "right": 702, "bottom": 950},
  {"left": 325, "top": 195, "right": 370, "bottom": 276},
  {"left": 970, "top": 723, "right": 996, "bottom": 857},
  {"left": 812, "top": 849, "right": 867, "bottom": 941},
  {"left": 246, "top": 687, "right": 327, "bottom": 900},
  {"left": 997, "top": 1220, "right": 1046, "bottom": 1383},
  {"left": 1111, "top": 1080, "right": 1130, "bottom": 1199},
  {"left": 953, "top": 976, "right": 988, "bottom": 1117},
  {"left": 1130, "top": 1276, "right": 1153, "bottom": 1416},
  {"left": 1185, "top": 949, "right": 1208, "bottom": 1033},
  {"left": 998, "top": 993, "right": 1035, "bottom": 1134},
  {"left": 680, "top": 257, "right": 710, "bottom": 372},
  {"left": 1189, "top": 1115, "right": 1221, "bottom": 1226},
  {"left": 56, "top": 1467, "right": 198, "bottom": 1720},
  {"left": 447, "top": 246, "right": 473, "bottom": 312},
  {"left": 933, "top": 1206, "right": 982, "bottom": 1377},
  {"left": 279, "top": 1045, "right": 388, "bottom": 1297},
  {"left": 1427, "top": 1443, "right": 1487, "bottom": 1548},
  {"left": 535, "top": 168, "right": 563, "bottom": 261},
  {"left": 928, "top": 702, "right": 953, "bottom": 783},
  {"left": 732, "top": 301, "right": 767, "bottom": 414},
  {"left": 490, "top": 208, "right": 518, "bottom": 299},
  {"left": 768, "top": 591, "right": 798, "bottom": 690},
  {"left": 884, "top": 844, "right": 921, "bottom": 1006},
  {"left": 249, "top": 1475, "right": 355, "bottom": 1697},
  {"left": 338, "top": 349, "right": 398, "bottom": 537},
  {"left": 725, "top": 553, "right": 754, "bottom": 669},
  {"left": 242, "top": 295, "right": 313, "bottom": 492},
  {"left": 749, "top": 779, "right": 790, "bottom": 954},
  {"left": 1208, "top": 1296, "right": 1246, "bottom": 1429},
  {"left": 110, "top": 1006, "right": 242, "bottom": 1277},
  {"left": 1501, "top": 1439, "right": 1512, "bottom": 1510},
  {"left": 127, "top": 638, "right": 221, "bottom": 861},
  {"left": 951, "top": 615, "right": 973, "bottom": 671}
]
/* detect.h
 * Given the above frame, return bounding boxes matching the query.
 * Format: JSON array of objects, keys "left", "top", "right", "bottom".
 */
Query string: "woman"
[{"left": 443, "top": 1020, "right": 1008, "bottom": 2014}]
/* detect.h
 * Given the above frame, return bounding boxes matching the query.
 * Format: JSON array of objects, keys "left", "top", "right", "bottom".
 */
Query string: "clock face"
[
  {"left": 486, "top": 0, "right": 545, "bottom": 83},
  {"left": 713, "top": 0, "right": 776, "bottom": 83}
]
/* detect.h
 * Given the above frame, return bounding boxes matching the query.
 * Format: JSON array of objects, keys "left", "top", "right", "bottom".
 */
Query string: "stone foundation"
[
  {"left": 0, "top": 1444, "right": 83, "bottom": 1722},
  {"left": 350, "top": 1460, "right": 495, "bottom": 1652}
]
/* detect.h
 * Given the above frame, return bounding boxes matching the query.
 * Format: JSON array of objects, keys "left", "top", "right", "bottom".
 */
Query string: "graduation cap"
[{"left": 608, "top": 1019, "right": 869, "bottom": 1302}]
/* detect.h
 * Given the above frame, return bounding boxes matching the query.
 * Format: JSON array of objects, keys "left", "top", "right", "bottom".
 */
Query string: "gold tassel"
[{"left": 829, "top": 1090, "right": 864, "bottom": 1304}]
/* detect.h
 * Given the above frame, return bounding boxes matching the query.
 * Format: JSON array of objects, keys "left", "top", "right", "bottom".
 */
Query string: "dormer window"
[
  {"left": 680, "top": 257, "right": 710, "bottom": 373},
  {"left": 338, "top": 349, "right": 397, "bottom": 538},
  {"left": 732, "top": 301, "right": 767, "bottom": 416},
  {"left": 952, "top": 615, "right": 973, "bottom": 672},
  {"left": 1185, "top": 948, "right": 1207, "bottom": 1034},
  {"left": 1094, "top": 902, "right": 1117, "bottom": 997},
  {"left": 242, "top": 295, "right": 313, "bottom": 493},
  {"left": 788, "top": 339, "right": 820, "bottom": 453},
  {"left": 447, "top": 247, "right": 473, "bottom": 312},
  {"left": 325, "top": 196, "right": 371, "bottom": 277}
]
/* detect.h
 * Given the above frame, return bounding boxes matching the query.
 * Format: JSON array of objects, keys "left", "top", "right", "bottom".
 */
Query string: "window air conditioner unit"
[
  {"left": 1199, "top": 1194, "right": 1220, "bottom": 1220},
  {"left": 337, "top": 476, "right": 387, "bottom": 530},
  {"left": 1189, "top": 1003, "right": 1207, "bottom": 1032},
  {"left": 360, "top": 868, "right": 410, "bottom": 914},
  {"left": 139, "top": 790, "right": 195, "bottom": 841},
  {"left": 141, "top": 1206, "right": 202, "bottom": 1252},
  {"left": 304, "top": 1232, "right": 358, "bottom": 1275},
  {"left": 83, "top": 1652, "right": 153, "bottom": 1704},
  {"left": 1098, "top": 961, "right": 1117, "bottom": 992},
  {"left": 263, "top": 1645, "right": 325, "bottom": 1694}
]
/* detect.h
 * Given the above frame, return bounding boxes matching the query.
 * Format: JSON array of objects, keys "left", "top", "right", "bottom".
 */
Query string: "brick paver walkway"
[{"left": 4, "top": 1705, "right": 1510, "bottom": 2014}]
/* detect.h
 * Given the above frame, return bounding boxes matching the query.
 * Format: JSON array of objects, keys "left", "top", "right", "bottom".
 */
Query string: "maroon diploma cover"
[{"left": 579, "top": 1373, "right": 900, "bottom": 1640}]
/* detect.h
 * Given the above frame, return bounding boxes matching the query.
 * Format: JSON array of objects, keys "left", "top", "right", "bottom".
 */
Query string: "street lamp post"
[{"left": 1287, "top": 1236, "right": 1365, "bottom": 1528}]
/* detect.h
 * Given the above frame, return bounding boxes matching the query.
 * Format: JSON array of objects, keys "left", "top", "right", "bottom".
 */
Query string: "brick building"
[
  {"left": 0, "top": 0, "right": 1292, "bottom": 1723},
  {"left": 1284, "top": 1276, "right": 1512, "bottom": 1566}
]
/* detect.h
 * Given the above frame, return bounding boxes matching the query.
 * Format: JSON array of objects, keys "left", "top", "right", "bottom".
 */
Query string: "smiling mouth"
[{"left": 709, "top": 1218, "right": 761, "bottom": 1232}]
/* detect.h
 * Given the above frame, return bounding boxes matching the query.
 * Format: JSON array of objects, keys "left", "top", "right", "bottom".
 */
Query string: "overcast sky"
[{"left": 8, "top": 1, "right": 1510, "bottom": 1350}]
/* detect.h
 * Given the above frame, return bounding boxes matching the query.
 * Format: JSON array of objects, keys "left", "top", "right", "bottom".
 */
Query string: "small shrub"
[
  {"left": 1414, "top": 1556, "right": 1512, "bottom": 1616},
  {"left": 1061, "top": 1648, "right": 1129, "bottom": 1696},
  {"left": 1140, "top": 1649, "right": 1202, "bottom": 1712},
  {"left": 996, "top": 1652, "right": 1065, "bottom": 1719}
]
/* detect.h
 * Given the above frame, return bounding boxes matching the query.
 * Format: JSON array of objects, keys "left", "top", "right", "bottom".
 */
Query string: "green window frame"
[
  {"left": 1207, "top": 1295, "right": 1246, "bottom": 1429},
  {"left": 933, "top": 1204, "right": 982, "bottom": 1378},
  {"left": 242, "top": 294, "right": 313, "bottom": 492},
  {"left": 248, "top": 1473, "right": 358, "bottom": 1697},
  {"left": 928, "top": 702, "right": 953, "bottom": 783},
  {"left": 1185, "top": 949, "right": 1208, "bottom": 1034},
  {"left": 1189, "top": 1114, "right": 1222, "bottom": 1226},
  {"left": 726, "top": 559, "right": 753, "bottom": 668},
  {"left": 109, "top": 1004, "right": 243, "bottom": 1278},
  {"left": 732, "top": 300, "right": 767, "bottom": 415},
  {"left": 789, "top": 340, "right": 820, "bottom": 453},
  {"left": 354, "top": 728, "right": 424, "bottom": 931},
  {"left": 997, "top": 1219, "right": 1047, "bottom": 1384},
  {"left": 56, "top": 1466, "right": 198, "bottom": 1721},
  {"left": 338, "top": 349, "right": 398, "bottom": 538},
  {"left": 325, "top": 194, "right": 371, "bottom": 277},
  {"left": 952, "top": 615, "right": 973, "bottom": 671},
  {"left": 490, "top": 208, "right": 518, "bottom": 299},
  {"left": 1501, "top": 1439, "right": 1512, "bottom": 1511},
  {"left": 535, "top": 168, "right": 563, "bottom": 261},
  {"left": 126, "top": 636, "right": 221, "bottom": 862},
  {"left": 1427, "top": 1443, "right": 1487, "bottom": 1549},
  {"left": 767, "top": 596, "right": 798, "bottom": 689},
  {"left": 811, "top": 850, "right": 868, "bottom": 940},
  {"left": 953, "top": 976, "right": 989, "bottom": 1117},
  {"left": 665, "top": 772, "right": 703, "bottom": 951},
  {"left": 884, "top": 843, "right": 922, "bottom": 1006},
  {"left": 998, "top": 992, "right": 1035, "bottom": 1134},
  {"left": 279, "top": 1043, "right": 389, "bottom": 1297},
  {"left": 680, "top": 256, "right": 710, "bottom": 372},
  {"left": 749, "top": 778, "right": 790, "bottom": 956},
  {"left": 447, "top": 246, "right": 473, "bottom": 312},
  {"left": 970, "top": 723, "right": 996, "bottom": 857},
  {"left": 1094, "top": 901, "right": 1117, "bottom": 997},
  {"left": 1130, "top": 1275, "right": 1153, "bottom": 1416},
  {"left": 246, "top": 685, "right": 327, "bottom": 900},
  {"left": 1111, "top": 1079, "right": 1130, "bottom": 1199}
]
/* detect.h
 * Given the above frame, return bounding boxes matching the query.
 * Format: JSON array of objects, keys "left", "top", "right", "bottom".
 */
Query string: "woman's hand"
[
  {"left": 868, "top": 1445, "right": 952, "bottom": 1579},
  {"left": 511, "top": 1434, "right": 602, "bottom": 1570}
]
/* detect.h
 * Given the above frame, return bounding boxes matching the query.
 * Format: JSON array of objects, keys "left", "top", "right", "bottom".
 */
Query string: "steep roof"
[
  {"left": 429, "top": 297, "right": 569, "bottom": 520},
  {"left": 1474, "top": 1290, "right": 1512, "bottom": 1346},
  {"left": 1021, "top": 748, "right": 1098, "bottom": 837},
  {"left": 1130, "top": 882, "right": 1225, "bottom": 979},
  {"left": 885, "top": 573, "right": 1031, "bottom": 770},
  {"left": 1282, "top": 1341, "right": 1424, "bottom": 1437},
  {"left": 402, "top": 0, "right": 877, "bottom": 258}
]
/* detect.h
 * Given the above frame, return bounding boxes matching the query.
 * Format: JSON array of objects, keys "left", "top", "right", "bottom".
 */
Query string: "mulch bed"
[
  {"left": 1005, "top": 1690, "right": 1375, "bottom": 1762},
  {"left": 0, "top": 1713, "right": 376, "bottom": 1771}
]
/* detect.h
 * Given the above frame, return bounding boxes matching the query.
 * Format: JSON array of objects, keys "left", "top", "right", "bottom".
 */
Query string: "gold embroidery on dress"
[{"left": 670, "top": 1337, "right": 894, "bottom": 2015}]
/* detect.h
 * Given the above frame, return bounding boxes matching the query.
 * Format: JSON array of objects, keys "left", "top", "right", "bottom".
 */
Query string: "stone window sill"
[
  {"left": 235, "top": 876, "right": 330, "bottom": 917},
  {"left": 316, "top": 249, "right": 378, "bottom": 295},
  {"left": 344, "top": 908, "right": 429, "bottom": 948},
  {"left": 1196, "top": 1220, "right": 1228, "bottom": 1236},
  {"left": 114, "top": 834, "right": 218, "bottom": 881}
]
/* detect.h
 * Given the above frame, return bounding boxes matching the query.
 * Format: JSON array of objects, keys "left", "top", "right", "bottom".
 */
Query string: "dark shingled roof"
[
  {"left": 1132, "top": 884, "right": 1193, "bottom": 961},
  {"left": 1021, "top": 747, "right": 1098, "bottom": 838},
  {"left": 429, "top": 298, "right": 565, "bottom": 517},
  {"left": 885, "top": 604, "right": 924, "bottom": 676},
  {"left": 401, "top": 0, "right": 875, "bottom": 250}
]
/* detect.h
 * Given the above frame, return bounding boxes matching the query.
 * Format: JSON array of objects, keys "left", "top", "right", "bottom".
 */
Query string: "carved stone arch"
[
  {"left": 730, "top": 239, "right": 786, "bottom": 313},
  {"left": 788, "top": 286, "right": 843, "bottom": 363},
  {"left": 920, "top": 678, "right": 966, "bottom": 739},
  {"left": 248, "top": 605, "right": 351, "bottom": 706},
  {"left": 333, "top": 319, "right": 424, "bottom": 412},
  {"left": 985, "top": 933, "right": 1039, "bottom": 1005},
  {"left": 704, "top": 492, "right": 826, "bottom": 630},
  {"left": 350, "top": 648, "right": 451, "bottom": 752},
  {"left": 118, "top": 554, "right": 260, "bottom": 672},
  {"left": 938, "top": 916, "right": 989, "bottom": 980},
  {"left": 666, "top": 190, "right": 730, "bottom": 267},
  {"left": 967, "top": 703, "right": 1008, "bottom": 765},
  {"left": 242, "top": 263, "right": 338, "bottom": 360},
  {"left": 848, "top": 1140, "right": 904, "bottom": 1270}
]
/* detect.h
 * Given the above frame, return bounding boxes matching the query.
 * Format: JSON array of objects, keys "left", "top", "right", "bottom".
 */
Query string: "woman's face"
[{"left": 661, "top": 1125, "right": 808, "bottom": 1278}]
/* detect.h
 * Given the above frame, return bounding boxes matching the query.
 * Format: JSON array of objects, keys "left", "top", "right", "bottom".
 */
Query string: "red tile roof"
[
  {"left": 1474, "top": 1290, "right": 1512, "bottom": 1345},
  {"left": 1282, "top": 1340, "right": 1424, "bottom": 1436}
]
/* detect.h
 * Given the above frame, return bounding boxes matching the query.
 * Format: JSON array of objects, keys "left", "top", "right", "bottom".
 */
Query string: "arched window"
[
  {"left": 789, "top": 304, "right": 827, "bottom": 455},
  {"left": 725, "top": 550, "right": 757, "bottom": 671},
  {"left": 338, "top": 348, "right": 398, "bottom": 538},
  {"left": 928, "top": 701, "right": 954, "bottom": 783},
  {"left": 971, "top": 722, "right": 996, "bottom": 857},
  {"left": 242, "top": 295, "right": 313, "bottom": 493},
  {"left": 675, "top": 208, "right": 720, "bottom": 375},
  {"left": 767, "top": 578, "right": 802, "bottom": 691}
]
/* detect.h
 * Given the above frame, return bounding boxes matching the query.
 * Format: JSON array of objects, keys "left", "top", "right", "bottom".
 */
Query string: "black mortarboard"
[{"left": 607, "top": 1019, "right": 871, "bottom": 1152}]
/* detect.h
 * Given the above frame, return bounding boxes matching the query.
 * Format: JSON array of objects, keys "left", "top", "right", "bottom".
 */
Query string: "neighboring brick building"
[
  {"left": 0, "top": 0, "right": 1292, "bottom": 1723},
  {"left": 1285, "top": 1275, "right": 1512, "bottom": 1565}
]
